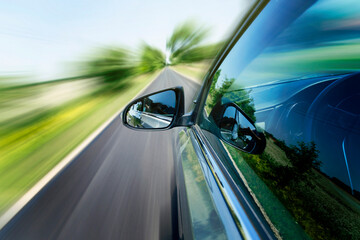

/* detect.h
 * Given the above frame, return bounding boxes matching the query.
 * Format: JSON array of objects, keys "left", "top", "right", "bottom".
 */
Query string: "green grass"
[
  {"left": 225, "top": 136, "right": 360, "bottom": 240},
  {"left": 225, "top": 143, "right": 309, "bottom": 240},
  {"left": 0, "top": 71, "right": 158, "bottom": 214}
]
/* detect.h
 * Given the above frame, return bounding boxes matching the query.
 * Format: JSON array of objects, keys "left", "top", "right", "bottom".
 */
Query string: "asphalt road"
[{"left": 0, "top": 68, "right": 200, "bottom": 240}]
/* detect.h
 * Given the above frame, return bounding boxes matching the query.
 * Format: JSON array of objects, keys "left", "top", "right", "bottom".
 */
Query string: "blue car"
[{"left": 123, "top": 0, "right": 360, "bottom": 239}]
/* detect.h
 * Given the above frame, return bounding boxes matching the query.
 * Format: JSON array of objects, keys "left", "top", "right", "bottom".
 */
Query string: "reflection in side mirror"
[
  {"left": 123, "top": 87, "right": 184, "bottom": 129},
  {"left": 219, "top": 104, "right": 266, "bottom": 154}
]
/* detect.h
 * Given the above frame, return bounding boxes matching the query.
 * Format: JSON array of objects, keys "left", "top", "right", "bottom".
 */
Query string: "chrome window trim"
[
  {"left": 186, "top": 129, "right": 241, "bottom": 239},
  {"left": 192, "top": 125, "right": 276, "bottom": 240},
  {"left": 184, "top": 1, "right": 277, "bottom": 238}
]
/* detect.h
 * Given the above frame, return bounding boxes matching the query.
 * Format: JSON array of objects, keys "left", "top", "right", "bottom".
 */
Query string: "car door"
[{"left": 176, "top": 0, "right": 360, "bottom": 239}]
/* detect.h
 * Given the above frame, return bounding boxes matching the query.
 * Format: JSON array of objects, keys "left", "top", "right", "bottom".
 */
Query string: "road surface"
[{"left": 0, "top": 68, "right": 200, "bottom": 240}]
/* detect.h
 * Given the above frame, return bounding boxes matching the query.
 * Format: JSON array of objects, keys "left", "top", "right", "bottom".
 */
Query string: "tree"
[
  {"left": 136, "top": 43, "right": 166, "bottom": 73},
  {"left": 82, "top": 47, "right": 136, "bottom": 90},
  {"left": 287, "top": 141, "right": 321, "bottom": 174},
  {"left": 167, "top": 21, "right": 220, "bottom": 64}
]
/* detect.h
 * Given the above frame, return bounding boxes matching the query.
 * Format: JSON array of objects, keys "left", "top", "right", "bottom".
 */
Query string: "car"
[{"left": 122, "top": 0, "right": 360, "bottom": 239}]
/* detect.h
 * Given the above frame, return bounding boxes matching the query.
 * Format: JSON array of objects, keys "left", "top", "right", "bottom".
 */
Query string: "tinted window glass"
[{"left": 199, "top": 0, "right": 360, "bottom": 239}]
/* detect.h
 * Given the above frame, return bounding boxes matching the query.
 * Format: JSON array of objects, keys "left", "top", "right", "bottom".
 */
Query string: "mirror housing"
[
  {"left": 212, "top": 102, "right": 266, "bottom": 154},
  {"left": 122, "top": 87, "right": 185, "bottom": 130}
]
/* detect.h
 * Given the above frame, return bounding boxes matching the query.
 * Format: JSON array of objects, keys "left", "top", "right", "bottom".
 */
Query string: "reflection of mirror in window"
[{"left": 220, "top": 105, "right": 257, "bottom": 151}]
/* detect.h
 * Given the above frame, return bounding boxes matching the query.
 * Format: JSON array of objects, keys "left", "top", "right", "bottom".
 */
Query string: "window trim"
[{"left": 192, "top": 124, "right": 276, "bottom": 239}]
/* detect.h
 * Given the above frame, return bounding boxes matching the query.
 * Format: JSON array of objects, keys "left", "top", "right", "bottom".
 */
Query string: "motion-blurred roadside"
[{"left": 0, "top": 20, "right": 223, "bottom": 215}]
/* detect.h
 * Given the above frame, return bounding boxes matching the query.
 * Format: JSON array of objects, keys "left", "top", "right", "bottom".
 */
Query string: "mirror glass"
[
  {"left": 220, "top": 105, "right": 259, "bottom": 152},
  {"left": 125, "top": 90, "right": 176, "bottom": 129}
]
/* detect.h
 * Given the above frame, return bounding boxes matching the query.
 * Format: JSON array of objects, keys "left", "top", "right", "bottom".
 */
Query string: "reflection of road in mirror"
[
  {"left": 126, "top": 106, "right": 174, "bottom": 128},
  {"left": 126, "top": 107, "right": 173, "bottom": 128},
  {"left": 140, "top": 112, "right": 172, "bottom": 128}
]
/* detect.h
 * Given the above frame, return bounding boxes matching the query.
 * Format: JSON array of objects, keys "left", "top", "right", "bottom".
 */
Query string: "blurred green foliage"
[
  {"left": 0, "top": 19, "right": 222, "bottom": 215},
  {"left": 0, "top": 72, "right": 158, "bottom": 214},
  {"left": 230, "top": 137, "right": 360, "bottom": 240},
  {"left": 80, "top": 20, "right": 222, "bottom": 91},
  {"left": 81, "top": 44, "right": 165, "bottom": 91},
  {"left": 167, "top": 21, "right": 221, "bottom": 64},
  {"left": 82, "top": 47, "right": 136, "bottom": 90},
  {"left": 136, "top": 43, "right": 166, "bottom": 74}
]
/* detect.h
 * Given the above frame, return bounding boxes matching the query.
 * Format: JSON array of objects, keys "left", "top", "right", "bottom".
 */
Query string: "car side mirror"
[
  {"left": 218, "top": 103, "right": 266, "bottom": 154},
  {"left": 122, "top": 87, "right": 185, "bottom": 130}
]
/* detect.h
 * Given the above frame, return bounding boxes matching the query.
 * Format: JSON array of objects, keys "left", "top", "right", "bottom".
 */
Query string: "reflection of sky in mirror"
[
  {"left": 148, "top": 90, "right": 176, "bottom": 109},
  {"left": 237, "top": 112, "right": 253, "bottom": 129},
  {"left": 223, "top": 106, "right": 254, "bottom": 129},
  {"left": 223, "top": 106, "right": 236, "bottom": 119}
]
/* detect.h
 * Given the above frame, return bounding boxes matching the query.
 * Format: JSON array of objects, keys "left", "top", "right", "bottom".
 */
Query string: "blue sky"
[{"left": 0, "top": 0, "right": 251, "bottom": 81}]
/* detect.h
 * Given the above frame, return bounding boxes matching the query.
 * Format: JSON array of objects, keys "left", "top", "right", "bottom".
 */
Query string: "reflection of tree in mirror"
[
  {"left": 132, "top": 117, "right": 142, "bottom": 127},
  {"left": 127, "top": 111, "right": 142, "bottom": 128},
  {"left": 133, "top": 101, "right": 143, "bottom": 111},
  {"left": 144, "top": 98, "right": 175, "bottom": 115},
  {"left": 220, "top": 116, "right": 236, "bottom": 131},
  {"left": 144, "top": 98, "right": 152, "bottom": 111},
  {"left": 226, "top": 135, "right": 360, "bottom": 240}
]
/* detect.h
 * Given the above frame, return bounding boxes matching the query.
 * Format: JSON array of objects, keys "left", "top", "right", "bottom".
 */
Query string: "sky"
[{"left": 0, "top": 0, "right": 250, "bottom": 81}]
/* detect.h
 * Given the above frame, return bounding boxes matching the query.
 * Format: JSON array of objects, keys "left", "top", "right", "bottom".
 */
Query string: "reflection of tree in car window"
[{"left": 206, "top": 69, "right": 256, "bottom": 122}]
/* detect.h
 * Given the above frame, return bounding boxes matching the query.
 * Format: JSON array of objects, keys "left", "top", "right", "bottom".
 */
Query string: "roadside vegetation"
[
  {"left": 0, "top": 20, "right": 224, "bottom": 214},
  {"left": 0, "top": 72, "right": 159, "bottom": 214},
  {"left": 166, "top": 21, "right": 222, "bottom": 65},
  {"left": 226, "top": 134, "right": 360, "bottom": 240},
  {"left": 79, "top": 20, "right": 222, "bottom": 89}
]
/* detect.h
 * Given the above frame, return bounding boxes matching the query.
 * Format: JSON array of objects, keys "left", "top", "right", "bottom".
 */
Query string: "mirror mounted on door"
[
  {"left": 214, "top": 103, "right": 266, "bottom": 154},
  {"left": 122, "top": 87, "right": 185, "bottom": 130}
]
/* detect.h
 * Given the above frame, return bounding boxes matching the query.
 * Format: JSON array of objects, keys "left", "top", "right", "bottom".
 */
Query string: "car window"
[{"left": 198, "top": 0, "right": 360, "bottom": 239}]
